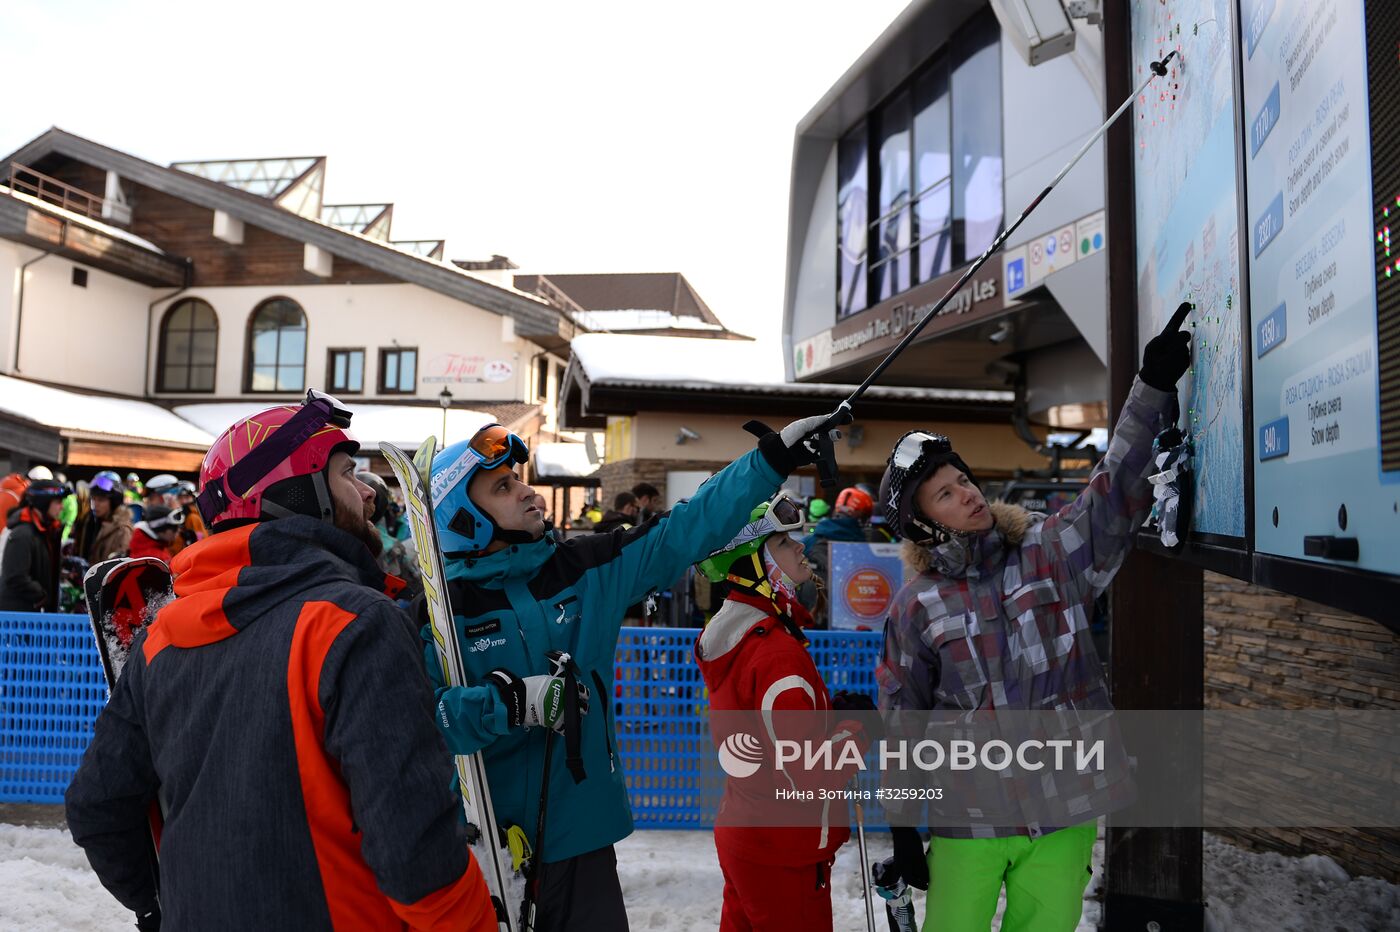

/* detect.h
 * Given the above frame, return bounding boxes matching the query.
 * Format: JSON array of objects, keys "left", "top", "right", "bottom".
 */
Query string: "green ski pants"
[{"left": 921, "top": 821, "right": 1097, "bottom": 932}]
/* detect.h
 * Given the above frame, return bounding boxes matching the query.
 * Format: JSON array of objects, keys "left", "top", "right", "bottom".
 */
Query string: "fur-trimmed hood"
[{"left": 900, "top": 501, "right": 1037, "bottom": 578}]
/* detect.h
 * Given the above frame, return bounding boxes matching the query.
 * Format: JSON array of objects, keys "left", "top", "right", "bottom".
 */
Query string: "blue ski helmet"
[{"left": 430, "top": 424, "right": 531, "bottom": 553}]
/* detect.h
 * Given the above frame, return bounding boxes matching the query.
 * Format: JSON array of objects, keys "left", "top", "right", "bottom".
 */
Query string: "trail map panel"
[{"left": 1131, "top": 0, "right": 1247, "bottom": 538}]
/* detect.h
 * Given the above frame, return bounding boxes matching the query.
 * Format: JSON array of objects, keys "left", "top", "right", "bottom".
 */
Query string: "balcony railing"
[{"left": 7, "top": 162, "right": 106, "bottom": 220}]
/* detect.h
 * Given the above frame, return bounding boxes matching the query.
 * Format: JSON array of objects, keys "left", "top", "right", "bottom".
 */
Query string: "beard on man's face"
[{"left": 334, "top": 499, "right": 383, "bottom": 557}]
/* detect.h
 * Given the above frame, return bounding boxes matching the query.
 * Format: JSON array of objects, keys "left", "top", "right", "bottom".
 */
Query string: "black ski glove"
[
  {"left": 1139, "top": 301, "right": 1193, "bottom": 391},
  {"left": 831, "top": 690, "right": 876, "bottom": 713},
  {"left": 831, "top": 690, "right": 883, "bottom": 744},
  {"left": 134, "top": 905, "right": 161, "bottom": 931},
  {"left": 890, "top": 826, "right": 930, "bottom": 890},
  {"left": 745, "top": 413, "right": 845, "bottom": 476}
]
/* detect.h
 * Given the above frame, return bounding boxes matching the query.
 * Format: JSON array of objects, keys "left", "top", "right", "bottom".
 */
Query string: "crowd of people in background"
[
  {"left": 0, "top": 463, "right": 423, "bottom": 617},
  {"left": 1, "top": 454, "right": 905, "bottom": 638}
]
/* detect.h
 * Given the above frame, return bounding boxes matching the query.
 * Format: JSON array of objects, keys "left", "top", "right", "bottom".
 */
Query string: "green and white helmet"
[{"left": 696, "top": 490, "right": 805, "bottom": 584}]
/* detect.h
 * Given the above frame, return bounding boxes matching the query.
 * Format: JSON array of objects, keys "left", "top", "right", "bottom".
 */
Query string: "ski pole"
[
  {"left": 520, "top": 729, "right": 555, "bottom": 932},
  {"left": 801, "top": 50, "right": 1181, "bottom": 489},
  {"left": 854, "top": 801, "right": 877, "bottom": 932},
  {"left": 843, "top": 49, "right": 1178, "bottom": 410},
  {"left": 520, "top": 651, "right": 585, "bottom": 932}
]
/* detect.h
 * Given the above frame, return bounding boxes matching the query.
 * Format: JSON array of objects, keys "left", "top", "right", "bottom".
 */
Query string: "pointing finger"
[{"left": 1165, "top": 301, "right": 1193, "bottom": 334}]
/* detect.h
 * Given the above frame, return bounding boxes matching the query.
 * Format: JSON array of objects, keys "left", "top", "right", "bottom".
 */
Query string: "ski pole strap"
[{"left": 547, "top": 651, "right": 587, "bottom": 784}]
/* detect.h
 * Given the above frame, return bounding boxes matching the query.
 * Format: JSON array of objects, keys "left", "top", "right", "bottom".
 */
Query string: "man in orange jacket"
[{"left": 66, "top": 391, "right": 495, "bottom": 930}]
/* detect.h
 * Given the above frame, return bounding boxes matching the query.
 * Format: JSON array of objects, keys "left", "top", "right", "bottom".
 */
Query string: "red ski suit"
[
  {"left": 695, "top": 591, "right": 871, "bottom": 932},
  {"left": 127, "top": 525, "right": 171, "bottom": 564}
]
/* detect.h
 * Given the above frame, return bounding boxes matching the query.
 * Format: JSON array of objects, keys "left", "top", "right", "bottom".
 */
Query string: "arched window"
[
  {"left": 246, "top": 298, "right": 307, "bottom": 392},
  {"left": 156, "top": 299, "right": 218, "bottom": 392}
]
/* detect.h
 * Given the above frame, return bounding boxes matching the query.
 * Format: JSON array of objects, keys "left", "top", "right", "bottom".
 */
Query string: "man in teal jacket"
[{"left": 429, "top": 414, "right": 833, "bottom": 929}]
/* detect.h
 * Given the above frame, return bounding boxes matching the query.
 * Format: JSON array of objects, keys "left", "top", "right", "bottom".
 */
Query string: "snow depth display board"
[
  {"left": 1132, "top": 0, "right": 1247, "bottom": 538},
  {"left": 1244, "top": 0, "right": 1397, "bottom": 573}
]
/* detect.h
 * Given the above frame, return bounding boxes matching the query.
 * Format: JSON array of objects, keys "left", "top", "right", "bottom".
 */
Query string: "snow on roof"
[
  {"left": 174, "top": 401, "right": 497, "bottom": 452},
  {"left": 0, "top": 375, "right": 212, "bottom": 446},
  {"left": 569, "top": 334, "right": 1013, "bottom": 402},
  {"left": 533, "top": 442, "right": 598, "bottom": 479},
  {"left": 0, "top": 185, "right": 165, "bottom": 254},
  {"left": 570, "top": 309, "right": 725, "bottom": 332}
]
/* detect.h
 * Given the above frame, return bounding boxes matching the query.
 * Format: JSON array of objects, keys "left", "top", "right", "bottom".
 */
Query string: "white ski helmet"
[{"left": 878, "top": 431, "right": 979, "bottom": 544}]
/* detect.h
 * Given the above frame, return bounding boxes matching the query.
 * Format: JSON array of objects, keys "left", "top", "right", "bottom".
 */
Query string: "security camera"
[
  {"left": 676, "top": 426, "right": 701, "bottom": 445},
  {"left": 989, "top": 0, "right": 1093, "bottom": 67},
  {"left": 989, "top": 320, "right": 1014, "bottom": 344}
]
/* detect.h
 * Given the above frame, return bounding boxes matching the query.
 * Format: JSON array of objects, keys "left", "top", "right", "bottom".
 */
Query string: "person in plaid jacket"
[{"left": 874, "top": 306, "right": 1193, "bottom": 931}]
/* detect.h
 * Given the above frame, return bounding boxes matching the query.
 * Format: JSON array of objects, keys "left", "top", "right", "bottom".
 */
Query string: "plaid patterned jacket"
[{"left": 877, "top": 378, "right": 1173, "bottom": 838}]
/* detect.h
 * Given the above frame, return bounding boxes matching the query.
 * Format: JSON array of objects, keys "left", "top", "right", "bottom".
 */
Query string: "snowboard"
[
  {"left": 380, "top": 439, "right": 524, "bottom": 931},
  {"left": 82, "top": 557, "right": 174, "bottom": 690},
  {"left": 80, "top": 555, "right": 174, "bottom": 892}
]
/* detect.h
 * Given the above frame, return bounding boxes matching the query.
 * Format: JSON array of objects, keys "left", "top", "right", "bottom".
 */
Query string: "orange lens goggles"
[{"left": 468, "top": 424, "right": 528, "bottom": 469}]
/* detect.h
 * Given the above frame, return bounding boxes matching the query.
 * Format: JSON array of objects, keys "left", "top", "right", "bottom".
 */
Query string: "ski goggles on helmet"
[
  {"left": 148, "top": 508, "right": 185, "bottom": 531},
  {"left": 468, "top": 424, "right": 529, "bottom": 469},
  {"left": 890, "top": 431, "right": 953, "bottom": 470},
  {"left": 90, "top": 472, "right": 123, "bottom": 495},
  {"left": 718, "top": 489, "right": 805, "bottom": 553},
  {"left": 429, "top": 424, "right": 529, "bottom": 502},
  {"left": 196, "top": 389, "right": 354, "bottom": 524}
]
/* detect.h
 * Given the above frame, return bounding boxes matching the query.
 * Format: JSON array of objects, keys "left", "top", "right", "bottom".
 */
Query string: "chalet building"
[{"left": 0, "top": 128, "right": 580, "bottom": 474}]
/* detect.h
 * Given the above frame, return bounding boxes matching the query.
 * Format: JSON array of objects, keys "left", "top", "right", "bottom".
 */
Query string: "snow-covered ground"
[{"left": 2, "top": 821, "right": 1396, "bottom": 930}]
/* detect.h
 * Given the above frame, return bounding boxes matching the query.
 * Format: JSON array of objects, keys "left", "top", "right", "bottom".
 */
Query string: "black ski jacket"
[
  {"left": 0, "top": 506, "right": 60, "bottom": 611},
  {"left": 64, "top": 515, "right": 494, "bottom": 930}
]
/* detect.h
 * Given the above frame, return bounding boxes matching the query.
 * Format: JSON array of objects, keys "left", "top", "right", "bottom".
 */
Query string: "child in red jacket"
[
  {"left": 127, "top": 504, "right": 181, "bottom": 564},
  {"left": 694, "top": 491, "right": 877, "bottom": 932}
]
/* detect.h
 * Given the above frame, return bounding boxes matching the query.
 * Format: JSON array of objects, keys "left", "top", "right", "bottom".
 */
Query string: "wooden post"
[{"left": 1103, "top": 2, "right": 1205, "bottom": 927}]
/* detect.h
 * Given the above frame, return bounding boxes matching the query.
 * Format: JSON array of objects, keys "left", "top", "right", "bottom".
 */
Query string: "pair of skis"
[{"left": 382, "top": 440, "right": 539, "bottom": 932}]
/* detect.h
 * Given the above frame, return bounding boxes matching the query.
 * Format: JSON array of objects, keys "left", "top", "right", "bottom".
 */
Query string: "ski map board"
[{"left": 380, "top": 439, "right": 523, "bottom": 932}]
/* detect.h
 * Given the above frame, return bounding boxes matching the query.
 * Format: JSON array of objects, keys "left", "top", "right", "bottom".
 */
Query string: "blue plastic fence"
[{"left": 1, "top": 613, "right": 883, "bottom": 829}]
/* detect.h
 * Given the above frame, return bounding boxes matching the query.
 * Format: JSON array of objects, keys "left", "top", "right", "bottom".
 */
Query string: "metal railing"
[{"left": 7, "top": 162, "right": 107, "bottom": 220}]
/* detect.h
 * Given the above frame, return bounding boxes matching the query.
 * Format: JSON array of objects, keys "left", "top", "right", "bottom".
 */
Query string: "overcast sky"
[{"left": 1, "top": 0, "right": 911, "bottom": 344}]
